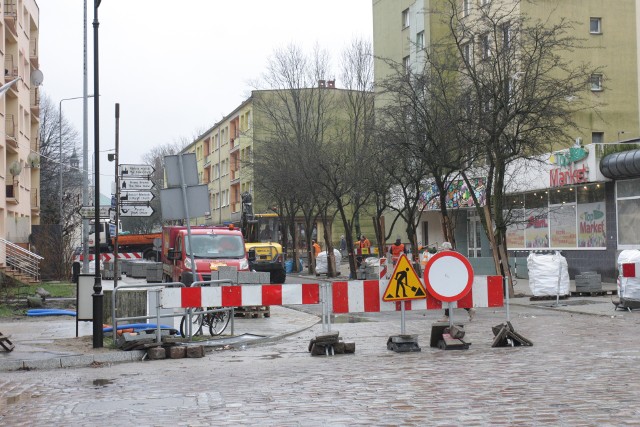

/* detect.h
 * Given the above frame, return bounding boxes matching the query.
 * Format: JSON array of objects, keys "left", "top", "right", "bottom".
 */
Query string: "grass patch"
[{"left": 3, "top": 282, "right": 76, "bottom": 299}]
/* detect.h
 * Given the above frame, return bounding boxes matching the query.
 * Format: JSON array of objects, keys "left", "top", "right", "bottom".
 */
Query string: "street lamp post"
[
  {"left": 93, "top": 0, "right": 103, "bottom": 349},
  {"left": 59, "top": 95, "right": 94, "bottom": 225}
]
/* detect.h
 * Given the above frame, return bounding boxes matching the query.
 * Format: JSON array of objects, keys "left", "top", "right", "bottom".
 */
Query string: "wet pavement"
[{"left": 1, "top": 290, "right": 639, "bottom": 426}]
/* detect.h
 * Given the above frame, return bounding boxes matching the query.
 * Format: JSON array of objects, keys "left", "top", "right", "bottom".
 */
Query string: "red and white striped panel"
[
  {"left": 74, "top": 252, "right": 143, "bottom": 262},
  {"left": 379, "top": 258, "right": 388, "bottom": 279},
  {"left": 332, "top": 276, "right": 503, "bottom": 314},
  {"left": 620, "top": 263, "right": 640, "bottom": 278},
  {"left": 160, "top": 283, "right": 321, "bottom": 309}
]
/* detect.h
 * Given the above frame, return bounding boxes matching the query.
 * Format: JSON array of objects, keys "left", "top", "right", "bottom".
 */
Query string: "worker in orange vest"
[
  {"left": 388, "top": 238, "right": 405, "bottom": 265},
  {"left": 312, "top": 240, "right": 321, "bottom": 258}
]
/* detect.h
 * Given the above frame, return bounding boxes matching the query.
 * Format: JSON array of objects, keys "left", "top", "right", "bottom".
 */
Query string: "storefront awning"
[{"left": 600, "top": 148, "right": 640, "bottom": 179}]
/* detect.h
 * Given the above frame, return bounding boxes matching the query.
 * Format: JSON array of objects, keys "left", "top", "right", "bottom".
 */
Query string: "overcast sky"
[{"left": 38, "top": 0, "right": 373, "bottom": 196}]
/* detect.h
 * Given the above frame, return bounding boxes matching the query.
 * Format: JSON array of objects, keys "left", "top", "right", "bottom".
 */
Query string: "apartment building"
[
  {"left": 373, "top": 0, "right": 639, "bottom": 146},
  {"left": 183, "top": 96, "right": 254, "bottom": 227},
  {"left": 1, "top": 1, "right": 40, "bottom": 256},
  {"left": 372, "top": 0, "right": 640, "bottom": 280}
]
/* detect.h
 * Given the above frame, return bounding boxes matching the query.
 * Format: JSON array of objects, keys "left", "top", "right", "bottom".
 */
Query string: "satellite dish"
[
  {"left": 27, "top": 152, "right": 40, "bottom": 168},
  {"left": 9, "top": 160, "right": 22, "bottom": 177},
  {"left": 31, "top": 69, "right": 44, "bottom": 87}
]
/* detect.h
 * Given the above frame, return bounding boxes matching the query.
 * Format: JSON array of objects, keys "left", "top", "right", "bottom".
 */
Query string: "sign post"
[
  {"left": 382, "top": 254, "right": 427, "bottom": 352},
  {"left": 423, "top": 251, "right": 474, "bottom": 350}
]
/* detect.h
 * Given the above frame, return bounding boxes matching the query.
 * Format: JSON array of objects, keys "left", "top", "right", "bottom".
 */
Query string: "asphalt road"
[{"left": 1, "top": 302, "right": 639, "bottom": 426}]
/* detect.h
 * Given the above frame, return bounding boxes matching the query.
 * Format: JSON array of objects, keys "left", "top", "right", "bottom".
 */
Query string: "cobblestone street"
[{"left": 1, "top": 304, "right": 640, "bottom": 426}]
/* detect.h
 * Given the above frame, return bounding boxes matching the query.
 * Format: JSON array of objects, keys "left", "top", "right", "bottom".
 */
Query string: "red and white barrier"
[
  {"left": 161, "top": 283, "right": 320, "bottom": 309},
  {"left": 621, "top": 263, "right": 640, "bottom": 278},
  {"left": 332, "top": 276, "right": 503, "bottom": 314},
  {"left": 74, "top": 252, "right": 143, "bottom": 262}
]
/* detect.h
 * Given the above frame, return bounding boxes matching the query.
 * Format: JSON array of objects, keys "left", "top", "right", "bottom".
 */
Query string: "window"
[
  {"left": 590, "top": 73, "right": 603, "bottom": 91},
  {"left": 592, "top": 132, "right": 604, "bottom": 144},
  {"left": 402, "top": 8, "right": 409, "bottom": 28},
  {"left": 462, "top": 42, "right": 471, "bottom": 63},
  {"left": 481, "top": 33, "right": 491, "bottom": 59},
  {"left": 462, "top": 0, "right": 470, "bottom": 17},
  {"left": 480, "top": 0, "right": 491, "bottom": 6},
  {"left": 403, "top": 56, "right": 410, "bottom": 73},
  {"left": 590, "top": 17, "right": 601, "bottom": 34},
  {"left": 416, "top": 31, "right": 424, "bottom": 50}
]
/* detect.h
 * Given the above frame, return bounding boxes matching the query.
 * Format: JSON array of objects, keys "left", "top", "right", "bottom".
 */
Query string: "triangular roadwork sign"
[{"left": 383, "top": 254, "right": 427, "bottom": 301}]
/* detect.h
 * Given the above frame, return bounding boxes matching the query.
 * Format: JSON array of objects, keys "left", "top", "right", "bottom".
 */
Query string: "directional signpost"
[
  {"left": 119, "top": 205, "right": 154, "bottom": 217},
  {"left": 119, "top": 178, "right": 154, "bottom": 191},
  {"left": 119, "top": 164, "right": 155, "bottom": 177},
  {"left": 120, "top": 191, "right": 154, "bottom": 203},
  {"left": 79, "top": 206, "right": 110, "bottom": 219}
]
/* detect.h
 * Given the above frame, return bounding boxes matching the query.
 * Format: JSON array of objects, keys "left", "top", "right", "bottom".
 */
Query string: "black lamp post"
[{"left": 92, "top": 0, "right": 103, "bottom": 348}]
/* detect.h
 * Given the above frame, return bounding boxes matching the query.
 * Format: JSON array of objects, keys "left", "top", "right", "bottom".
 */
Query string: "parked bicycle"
[{"left": 180, "top": 307, "right": 231, "bottom": 337}]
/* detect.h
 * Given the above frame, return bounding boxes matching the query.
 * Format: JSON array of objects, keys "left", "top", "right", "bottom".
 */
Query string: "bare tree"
[
  {"left": 253, "top": 44, "right": 339, "bottom": 276},
  {"left": 434, "top": 0, "right": 600, "bottom": 292},
  {"left": 35, "top": 94, "right": 82, "bottom": 279}
]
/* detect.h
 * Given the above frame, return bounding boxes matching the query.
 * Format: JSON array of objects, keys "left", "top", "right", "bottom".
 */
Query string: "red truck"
[{"left": 161, "top": 225, "right": 249, "bottom": 285}]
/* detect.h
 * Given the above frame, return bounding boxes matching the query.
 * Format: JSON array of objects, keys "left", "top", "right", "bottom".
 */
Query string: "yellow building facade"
[{"left": 373, "top": 0, "right": 640, "bottom": 146}]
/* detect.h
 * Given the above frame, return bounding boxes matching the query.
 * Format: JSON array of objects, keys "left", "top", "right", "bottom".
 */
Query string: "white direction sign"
[
  {"left": 119, "top": 205, "right": 154, "bottom": 217},
  {"left": 120, "top": 178, "right": 154, "bottom": 190},
  {"left": 79, "top": 206, "right": 110, "bottom": 219},
  {"left": 119, "top": 164, "right": 155, "bottom": 177},
  {"left": 120, "top": 191, "right": 154, "bottom": 203}
]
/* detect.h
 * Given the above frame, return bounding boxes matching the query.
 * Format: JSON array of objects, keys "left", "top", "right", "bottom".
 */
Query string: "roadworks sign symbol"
[{"left": 383, "top": 254, "right": 427, "bottom": 301}]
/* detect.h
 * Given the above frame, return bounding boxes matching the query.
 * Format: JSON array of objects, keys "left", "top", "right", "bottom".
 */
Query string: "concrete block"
[
  {"left": 260, "top": 272, "right": 271, "bottom": 284},
  {"left": 60, "top": 355, "right": 95, "bottom": 368},
  {"left": 0, "top": 360, "right": 26, "bottom": 372},
  {"left": 147, "top": 346, "right": 166, "bottom": 360},
  {"left": 208, "top": 270, "right": 219, "bottom": 282},
  {"left": 186, "top": 345, "right": 205, "bottom": 358},
  {"left": 23, "top": 358, "right": 63, "bottom": 370},
  {"left": 217, "top": 266, "right": 238, "bottom": 284},
  {"left": 166, "top": 346, "right": 186, "bottom": 359},
  {"left": 237, "top": 271, "right": 256, "bottom": 284}
]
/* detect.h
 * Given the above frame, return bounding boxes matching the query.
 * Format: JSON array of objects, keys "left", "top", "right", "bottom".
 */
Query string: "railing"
[
  {"left": 4, "top": 55, "right": 17, "bottom": 80},
  {"left": 0, "top": 237, "right": 43, "bottom": 283},
  {"left": 31, "top": 188, "right": 39, "bottom": 209}
]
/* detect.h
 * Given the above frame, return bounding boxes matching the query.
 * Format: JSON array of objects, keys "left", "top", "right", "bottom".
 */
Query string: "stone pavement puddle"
[
  {"left": 333, "top": 315, "right": 371, "bottom": 323},
  {"left": 92, "top": 378, "right": 114, "bottom": 387}
]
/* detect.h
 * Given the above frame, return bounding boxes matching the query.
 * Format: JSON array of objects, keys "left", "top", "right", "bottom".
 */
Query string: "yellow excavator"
[{"left": 239, "top": 192, "right": 287, "bottom": 284}]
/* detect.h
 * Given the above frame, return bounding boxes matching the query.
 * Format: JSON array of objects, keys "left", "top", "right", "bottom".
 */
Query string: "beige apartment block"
[
  {"left": 373, "top": 0, "right": 640, "bottom": 147},
  {"left": 0, "top": 0, "right": 40, "bottom": 262}
]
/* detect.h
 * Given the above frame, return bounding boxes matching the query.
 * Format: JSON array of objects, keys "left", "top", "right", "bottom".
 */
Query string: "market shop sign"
[{"left": 549, "top": 146, "right": 590, "bottom": 188}]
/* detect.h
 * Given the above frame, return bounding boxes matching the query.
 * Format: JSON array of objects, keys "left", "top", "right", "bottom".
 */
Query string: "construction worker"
[
  {"left": 389, "top": 238, "right": 405, "bottom": 265},
  {"left": 312, "top": 240, "right": 321, "bottom": 258},
  {"left": 356, "top": 235, "right": 371, "bottom": 268}
]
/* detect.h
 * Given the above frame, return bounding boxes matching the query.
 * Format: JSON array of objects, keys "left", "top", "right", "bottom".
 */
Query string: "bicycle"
[{"left": 180, "top": 307, "right": 231, "bottom": 337}]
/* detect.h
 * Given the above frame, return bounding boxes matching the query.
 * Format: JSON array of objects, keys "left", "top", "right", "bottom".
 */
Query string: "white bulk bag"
[{"left": 527, "top": 252, "right": 569, "bottom": 296}]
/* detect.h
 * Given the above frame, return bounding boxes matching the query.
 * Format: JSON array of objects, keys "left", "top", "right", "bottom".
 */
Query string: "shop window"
[{"left": 617, "top": 178, "right": 640, "bottom": 246}]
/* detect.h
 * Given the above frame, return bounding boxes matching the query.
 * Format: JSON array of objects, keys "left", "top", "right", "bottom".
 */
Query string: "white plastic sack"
[
  {"left": 617, "top": 250, "right": 640, "bottom": 300},
  {"left": 527, "top": 252, "right": 569, "bottom": 296},
  {"left": 316, "top": 249, "right": 342, "bottom": 274}
]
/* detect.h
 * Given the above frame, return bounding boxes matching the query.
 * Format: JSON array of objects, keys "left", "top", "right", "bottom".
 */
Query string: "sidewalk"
[{"left": 0, "top": 286, "right": 320, "bottom": 372}]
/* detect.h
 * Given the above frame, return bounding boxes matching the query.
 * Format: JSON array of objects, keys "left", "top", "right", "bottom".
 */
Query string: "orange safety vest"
[{"left": 390, "top": 243, "right": 405, "bottom": 263}]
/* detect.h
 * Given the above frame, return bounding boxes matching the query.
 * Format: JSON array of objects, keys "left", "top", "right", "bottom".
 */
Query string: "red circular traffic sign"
[{"left": 424, "top": 251, "right": 474, "bottom": 302}]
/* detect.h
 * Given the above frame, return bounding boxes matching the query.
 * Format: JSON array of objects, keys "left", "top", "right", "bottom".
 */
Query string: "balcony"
[
  {"left": 31, "top": 189, "right": 39, "bottom": 213},
  {"left": 230, "top": 137, "right": 240, "bottom": 153},
  {"left": 4, "top": 2, "right": 18, "bottom": 39},
  {"left": 30, "top": 87, "right": 40, "bottom": 116},
  {"left": 29, "top": 39, "right": 38, "bottom": 67},
  {"left": 5, "top": 115, "right": 18, "bottom": 153}
]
